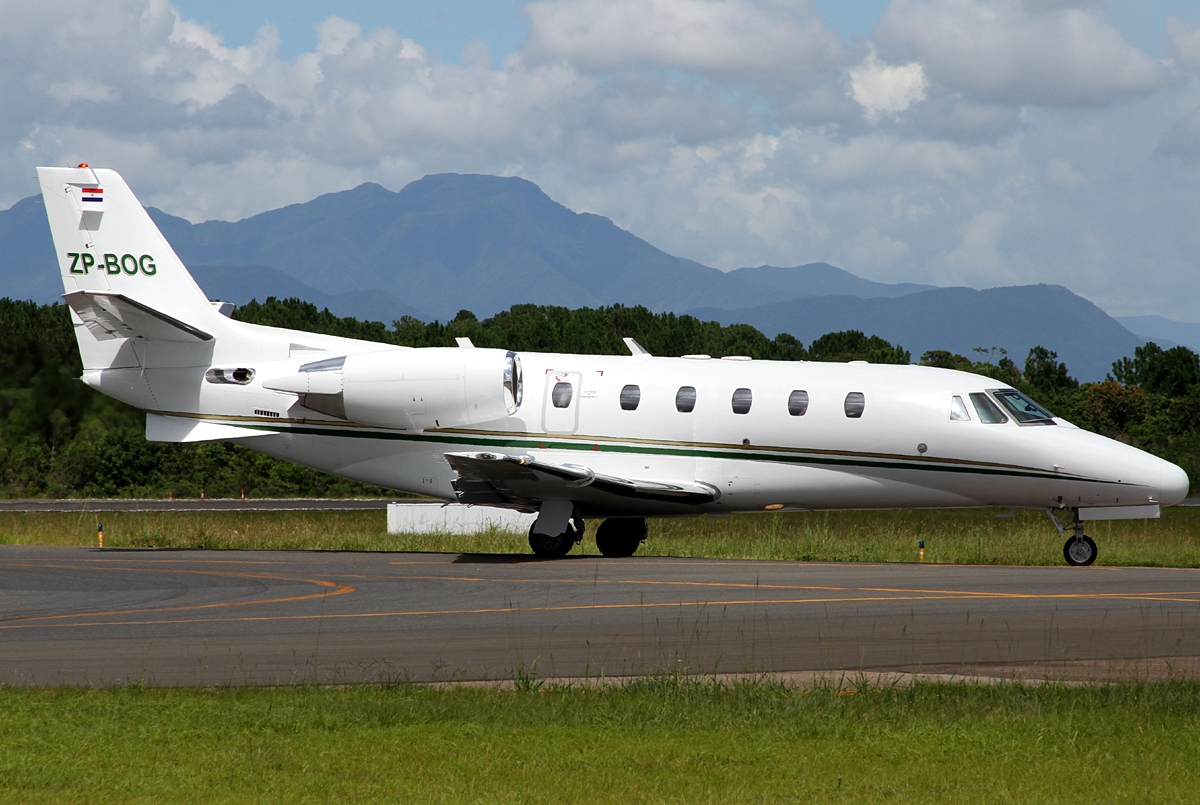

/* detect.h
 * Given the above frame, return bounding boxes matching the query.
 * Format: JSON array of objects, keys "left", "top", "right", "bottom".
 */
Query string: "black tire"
[
  {"left": 528, "top": 518, "right": 582, "bottom": 558},
  {"left": 595, "top": 518, "right": 647, "bottom": 558},
  {"left": 1063, "top": 535, "right": 1098, "bottom": 566}
]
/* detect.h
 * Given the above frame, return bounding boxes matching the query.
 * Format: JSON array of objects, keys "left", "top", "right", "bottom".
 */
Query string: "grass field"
[
  {"left": 3, "top": 506, "right": 1200, "bottom": 566},
  {"left": 1, "top": 678, "right": 1197, "bottom": 804}
]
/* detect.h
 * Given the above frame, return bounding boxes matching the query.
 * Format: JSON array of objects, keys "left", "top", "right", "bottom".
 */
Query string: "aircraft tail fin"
[{"left": 36, "top": 166, "right": 222, "bottom": 370}]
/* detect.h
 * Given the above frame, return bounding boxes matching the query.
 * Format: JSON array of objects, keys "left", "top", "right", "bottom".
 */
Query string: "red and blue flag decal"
[{"left": 80, "top": 187, "right": 103, "bottom": 203}]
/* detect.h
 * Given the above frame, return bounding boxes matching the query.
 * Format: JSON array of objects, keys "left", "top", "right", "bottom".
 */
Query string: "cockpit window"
[
  {"left": 969, "top": 392, "right": 1008, "bottom": 424},
  {"left": 991, "top": 389, "right": 1056, "bottom": 425},
  {"left": 950, "top": 395, "right": 971, "bottom": 421}
]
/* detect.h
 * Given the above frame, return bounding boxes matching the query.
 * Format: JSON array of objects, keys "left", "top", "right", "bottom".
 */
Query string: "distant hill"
[
  {"left": 729, "top": 263, "right": 936, "bottom": 298},
  {"left": 692, "top": 285, "right": 1141, "bottom": 381},
  {"left": 0, "top": 174, "right": 1153, "bottom": 379},
  {"left": 1116, "top": 315, "right": 1199, "bottom": 352},
  {"left": 0, "top": 196, "right": 60, "bottom": 304},
  {"left": 146, "top": 175, "right": 774, "bottom": 320}
]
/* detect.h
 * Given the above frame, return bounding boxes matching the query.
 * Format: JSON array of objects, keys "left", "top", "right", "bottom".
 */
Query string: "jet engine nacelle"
[{"left": 265, "top": 347, "right": 523, "bottom": 430}]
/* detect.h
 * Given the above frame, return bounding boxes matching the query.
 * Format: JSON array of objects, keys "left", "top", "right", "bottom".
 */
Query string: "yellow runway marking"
[
  {"left": 368, "top": 572, "right": 1200, "bottom": 602},
  {"left": 0, "top": 562, "right": 356, "bottom": 623},
  {"left": 1, "top": 590, "right": 1197, "bottom": 632},
  {"left": 2, "top": 559, "right": 1198, "bottom": 633}
]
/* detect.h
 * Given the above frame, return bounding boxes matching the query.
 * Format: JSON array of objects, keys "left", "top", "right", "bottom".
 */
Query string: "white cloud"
[
  {"left": 1046, "top": 158, "right": 1083, "bottom": 187},
  {"left": 851, "top": 227, "right": 912, "bottom": 267},
  {"left": 523, "top": 0, "right": 844, "bottom": 77},
  {"left": 875, "top": 0, "right": 1165, "bottom": 105},
  {"left": 848, "top": 48, "right": 928, "bottom": 119},
  {"left": 1166, "top": 17, "right": 1200, "bottom": 71}
]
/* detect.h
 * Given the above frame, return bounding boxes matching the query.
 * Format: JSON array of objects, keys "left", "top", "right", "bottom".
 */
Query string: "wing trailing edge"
[{"left": 444, "top": 451, "right": 720, "bottom": 509}]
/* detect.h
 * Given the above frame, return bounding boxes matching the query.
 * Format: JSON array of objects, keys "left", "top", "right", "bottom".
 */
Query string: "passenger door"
[{"left": 542, "top": 371, "right": 582, "bottom": 434}]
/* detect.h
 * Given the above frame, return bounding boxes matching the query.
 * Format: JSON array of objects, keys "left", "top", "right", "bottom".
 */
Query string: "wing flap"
[
  {"left": 64, "top": 290, "right": 213, "bottom": 343},
  {"left": 444, "top": 452, "right": 720, "bottom": 508}
]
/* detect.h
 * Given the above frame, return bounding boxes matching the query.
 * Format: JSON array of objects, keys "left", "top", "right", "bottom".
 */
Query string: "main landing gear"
[
  {"left": 528, "top": 514, "right": 584, "bottom": 558},
  {"left": 595, "top": 518, "right": 648, "bottom": 558},
  {"left": 526, "top": 512, "right": 649, "bottom": 559},
  {"left": 1047, "top": 508, "right": 1098, "bottom": 567}
]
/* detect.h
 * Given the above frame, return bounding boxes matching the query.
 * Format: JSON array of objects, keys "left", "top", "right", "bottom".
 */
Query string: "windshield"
[
  {"left": 991, "top": 389, "right": 1056, "bottom": 425},
  {"left": 969, "top": 392, "right": 1008, "bottom": 424}
]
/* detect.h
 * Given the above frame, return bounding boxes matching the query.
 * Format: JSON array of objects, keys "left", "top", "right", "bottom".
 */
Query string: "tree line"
[{"left": 2, "top": 296, "right": 1196, "bottom": 498}]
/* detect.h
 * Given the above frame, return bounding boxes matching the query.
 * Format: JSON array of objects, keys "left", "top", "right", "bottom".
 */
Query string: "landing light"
[{"left": 764, "top": 503, "right": 784, "bottom": 510}]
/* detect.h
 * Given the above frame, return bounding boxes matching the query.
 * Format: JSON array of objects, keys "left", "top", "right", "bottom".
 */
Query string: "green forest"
[{"left": 2, "top": 296, "right": 1198, "bottom": 498}]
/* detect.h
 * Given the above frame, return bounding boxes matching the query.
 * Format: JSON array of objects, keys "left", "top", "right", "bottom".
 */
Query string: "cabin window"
[
  {"left": 844, "top": 391, "right": 865, "bottom": 418},
  {"left": 676, "top": 386, "right": 697, "bottom": 413},
  {"left": 731, "top": 387, "right": 753, "bottom": 414},
  {"left": 620, "top": 384, "right": 641, "bottom": 411},
  {"left": 992, "top": 389, "right": 1057, "bottom": 425},
  {"left": 950, "top": 395, "right": 971, "bottom": 421},
  {"left": 551, "top": 381, "right": 573, "bottom": 409},
  {"left": 969, "top": 392, "right": 1008, "bottom": 424},
  {"left": 787, "top": 390, "right": 809, "bottom": 416}
]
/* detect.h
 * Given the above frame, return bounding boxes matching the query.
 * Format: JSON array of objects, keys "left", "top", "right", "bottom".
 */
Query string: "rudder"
[
  {"left": 37, "top": 166, "right": 221, "bottom": 369},
  {"left": 38, "top": 166, "right": 214, "bottom": 313}
]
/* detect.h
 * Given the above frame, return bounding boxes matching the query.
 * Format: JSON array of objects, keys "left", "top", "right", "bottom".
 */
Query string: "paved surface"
[
  {"left": 2, "top": 546, "right": 1199, "bottom": 686},
  {"left": 0, "top": 499, "right": 399, "bottom": 512}
]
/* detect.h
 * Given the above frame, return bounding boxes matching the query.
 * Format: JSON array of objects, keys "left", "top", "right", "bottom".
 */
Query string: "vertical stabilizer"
[{"left": 37, "top": 166, "right": 221, "bottom": 369}]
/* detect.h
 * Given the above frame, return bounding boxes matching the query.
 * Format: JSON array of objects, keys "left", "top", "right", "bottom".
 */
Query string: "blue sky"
[
  {"left": 174, "top": 1, "right": 1197, "bottom": 61},
  {"left": 5, "top": 0, "right": 1200, "bottom": 321}
]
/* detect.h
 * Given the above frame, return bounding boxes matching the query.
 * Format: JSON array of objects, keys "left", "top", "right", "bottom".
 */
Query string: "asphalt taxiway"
[{"left": 2, "top": 546, "right": 1199, "bottom": 686}]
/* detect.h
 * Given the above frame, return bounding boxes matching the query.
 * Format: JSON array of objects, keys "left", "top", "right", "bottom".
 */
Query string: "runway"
[{"left": 2, "top": 546, "right": 1199, "bottom": 686}]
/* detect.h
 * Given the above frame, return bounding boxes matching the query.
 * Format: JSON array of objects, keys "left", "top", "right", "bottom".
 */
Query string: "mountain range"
[{"left": 2, "top": 173, "right": 1193, "bottom": 381}]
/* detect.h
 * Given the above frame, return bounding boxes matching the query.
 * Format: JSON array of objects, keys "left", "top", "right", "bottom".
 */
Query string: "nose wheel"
[
  {"left": 1063, "top": 534, "right": 1098, "bottom": 566},
  {"left": 1048, "top": 508, "right": 1098, "bottom": 566}
]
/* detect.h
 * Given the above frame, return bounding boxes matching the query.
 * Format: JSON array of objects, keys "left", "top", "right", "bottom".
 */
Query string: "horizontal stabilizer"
[
  {"left": 147, "top": 414, "right": 279, "bottom": 443},
  {"left": 444, "top": 451, "right": 720, "bottom": 508},
  {"left": 64, "top": 291, "right": 212, "bottom": 343}
]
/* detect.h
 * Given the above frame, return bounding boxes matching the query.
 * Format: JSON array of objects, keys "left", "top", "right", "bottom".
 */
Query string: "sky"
[{"left": 3, "top": 0, "right": 1200, "bottom": 321}]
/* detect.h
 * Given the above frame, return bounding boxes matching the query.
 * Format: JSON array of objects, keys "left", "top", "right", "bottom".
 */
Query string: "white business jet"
[{"left": 37, "top": 166, "right": 1189, "bottom": 565}]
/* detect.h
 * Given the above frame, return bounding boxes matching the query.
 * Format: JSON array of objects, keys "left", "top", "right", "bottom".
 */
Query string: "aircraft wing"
[
  {"left": 444, "top": 451, "right": 720, "bottom": 509},
  {"left": 63, "top": 290, "right": 213, "bottom": 342}
]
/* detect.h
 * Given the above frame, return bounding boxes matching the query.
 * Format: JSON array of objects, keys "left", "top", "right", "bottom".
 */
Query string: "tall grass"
[
  {"left": 3, "top": 506, "right": 1200, "bottom": 566},
  {"left": 1, "top": 678, "right": 1198, "bottom": 803}
]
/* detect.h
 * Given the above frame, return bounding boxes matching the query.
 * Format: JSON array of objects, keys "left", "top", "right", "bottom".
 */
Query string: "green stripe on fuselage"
[{"left": 221, "top": 420, "right": 1122, "bottom": 486}]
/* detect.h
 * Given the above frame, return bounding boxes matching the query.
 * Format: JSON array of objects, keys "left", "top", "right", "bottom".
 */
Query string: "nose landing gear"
[
  {"left": 1064, "top": 533, "right": 1098, "bottom": 566},
  {"left": 1047, "top": 507, "right": 1098, "bottom": 567}
]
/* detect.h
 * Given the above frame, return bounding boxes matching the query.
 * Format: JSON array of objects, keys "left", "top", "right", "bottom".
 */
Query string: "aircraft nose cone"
[{"left": 1159, "top": 460, "right": 1191, "bottom": 507}]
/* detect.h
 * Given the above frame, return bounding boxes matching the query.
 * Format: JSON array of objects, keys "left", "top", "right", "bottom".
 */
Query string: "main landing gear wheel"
[
  {"left": 528, "top": 517, "right": 584, "bottom": 558},
  {"left": 595, "top": 518, "right": 648, "bottom": 558},
  {"left": 1063, "top": 535, "right": 1098, "bottom": 567}
]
